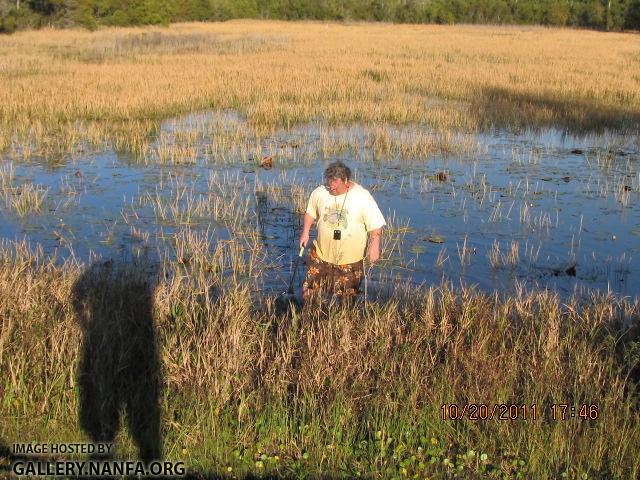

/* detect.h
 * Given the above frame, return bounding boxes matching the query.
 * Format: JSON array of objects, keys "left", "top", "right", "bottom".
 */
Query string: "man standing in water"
[{"left": 299, "top": 161, "right": 386, "bottom": 299}]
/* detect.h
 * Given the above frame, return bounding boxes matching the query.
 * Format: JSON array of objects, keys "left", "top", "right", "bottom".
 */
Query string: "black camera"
[{"left": 333, "top": 230, "right": 341, "bottom": 240}]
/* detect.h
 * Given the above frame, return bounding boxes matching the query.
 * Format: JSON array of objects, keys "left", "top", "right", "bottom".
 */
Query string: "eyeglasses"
[{"left": 324, "top": 177, "right": 344, "bottom": 187}]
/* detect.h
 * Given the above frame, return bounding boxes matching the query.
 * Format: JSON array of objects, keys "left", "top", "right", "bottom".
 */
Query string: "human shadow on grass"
[
  {"left": 473, "top": 86, "right": 640, "bottom": 134},
  {"left": 72, "top": 260, "right": 162, "bottom": 464},
  {"left": 0, "top": 439, "right": 11, "bottom": 475}
]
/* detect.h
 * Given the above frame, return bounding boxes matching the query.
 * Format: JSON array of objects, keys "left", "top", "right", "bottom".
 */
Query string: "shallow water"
[{"left": 1, "top": 112, "right": 638, "bottom": 300}]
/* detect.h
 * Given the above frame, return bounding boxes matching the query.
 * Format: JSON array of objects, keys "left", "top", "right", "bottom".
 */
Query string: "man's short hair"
[{"left": 324, "top": 161, "right": 351, "bottom": 182}]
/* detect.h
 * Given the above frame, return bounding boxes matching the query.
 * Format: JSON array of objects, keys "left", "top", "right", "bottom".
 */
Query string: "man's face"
[{"left": 325, "top": 177, "right": 349, "bottom": 196}]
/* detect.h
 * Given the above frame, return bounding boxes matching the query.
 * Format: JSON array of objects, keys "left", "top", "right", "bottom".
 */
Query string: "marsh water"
[{"left": 2, "top": 111, "right": 639, "bottom": 300}]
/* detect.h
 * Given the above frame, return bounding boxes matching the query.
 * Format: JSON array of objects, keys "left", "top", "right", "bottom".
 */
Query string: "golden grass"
[
  {"left": 1, "top": 22, "right": 640, "bottom": 478},
  {"left": 0, "top": 239, "right": 638, "bottom": 477},
  {"left": 0, "top": 163, "right": 48, "bottom": 215},
  {"left": 0, "top": 21, "right": 639, "bottom": 158}
]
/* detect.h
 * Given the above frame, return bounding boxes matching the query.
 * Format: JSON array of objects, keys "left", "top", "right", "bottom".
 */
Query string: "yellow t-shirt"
[{"left": 305, "top": 182, "right": 386, "bottom": 265}]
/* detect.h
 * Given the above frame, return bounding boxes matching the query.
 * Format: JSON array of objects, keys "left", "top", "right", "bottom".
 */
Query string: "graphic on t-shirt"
[{"left": 323, "top": 206, "right": 349, "bottom": 230}]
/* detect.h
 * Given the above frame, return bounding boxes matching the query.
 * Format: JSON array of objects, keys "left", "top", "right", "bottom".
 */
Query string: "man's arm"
[
  {"left": 299, "top": 212, "right": 315, "bottom": 248},
  {"left": 367, "top": 228, "right": 382, "bottom": 263}
]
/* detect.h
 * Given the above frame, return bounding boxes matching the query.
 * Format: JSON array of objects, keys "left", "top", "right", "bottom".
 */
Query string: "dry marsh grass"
[
  {"left": 0, "top": 163, "right": 48, "bottom": 216},
  {"left": 0, "top": 22, "right": 639, "bottom": 158},
  {"left": 0, "top": 240, "right": 639, "bottom": 478},
  {"left": 2, "top": 21, "right": 640, "bottom": 479}
]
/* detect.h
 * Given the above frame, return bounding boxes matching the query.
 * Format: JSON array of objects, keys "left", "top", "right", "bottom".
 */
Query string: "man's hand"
[
  {"left": 368, "top": 228, "right": 382, "bottom": 264},
  {"left": 299, "top": 231, "right": 310, "bottom": 249},
  {"left": 300, "top": 213, "right": 315, "bottom": 249}
]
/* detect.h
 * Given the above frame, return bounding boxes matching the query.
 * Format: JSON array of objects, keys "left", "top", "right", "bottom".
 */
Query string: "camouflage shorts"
[{"left": 303, "top": 246, "right": 364, "bottom": 296}]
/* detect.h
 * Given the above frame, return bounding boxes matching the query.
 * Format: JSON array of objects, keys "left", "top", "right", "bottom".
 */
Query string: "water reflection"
[{"left": 1, "top": 113, "right": 639, "bottom": 300}]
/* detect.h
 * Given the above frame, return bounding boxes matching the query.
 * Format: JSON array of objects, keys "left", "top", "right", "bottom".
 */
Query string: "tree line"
[{"left": 1, "top": 0, "right": 639, "bottom": 33}]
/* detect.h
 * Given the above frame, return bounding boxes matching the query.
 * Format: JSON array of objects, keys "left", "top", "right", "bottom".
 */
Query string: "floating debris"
[
  {"left": 260, "top": 155, "right": 274, "bottom": 169},
  {"left": 278, "top": 142, "right": 300, "bottom": 148},
  {"left": 571, "top": 148, "right": 584, "bottom": 154},
  {"left": 550, "top": 263, "right": 577, "bottom": 277}
]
